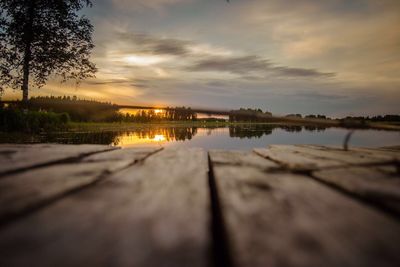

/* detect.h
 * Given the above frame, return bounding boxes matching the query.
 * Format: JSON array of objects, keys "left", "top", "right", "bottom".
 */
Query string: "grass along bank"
[{"left": 0, "top": 108, "right": 70, "bottom": 133}]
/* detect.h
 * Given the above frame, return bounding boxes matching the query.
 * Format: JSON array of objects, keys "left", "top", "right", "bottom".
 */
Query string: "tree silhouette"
[{"left": 0, "top": 0, "right": 96, "bottom": 102}]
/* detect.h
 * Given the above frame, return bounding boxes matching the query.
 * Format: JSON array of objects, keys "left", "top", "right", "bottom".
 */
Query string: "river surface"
[{"left": 2, "top": 124, "right": 399, "bottom": 150}]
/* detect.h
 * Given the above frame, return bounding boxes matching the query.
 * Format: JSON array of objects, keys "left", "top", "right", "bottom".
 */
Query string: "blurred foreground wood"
[{"left": 0, "top": 144, "right": 399, "bottom": 267}]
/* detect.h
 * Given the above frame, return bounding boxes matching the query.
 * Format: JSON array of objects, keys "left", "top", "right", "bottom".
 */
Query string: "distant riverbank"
[
  {"left": 68, "top": 121, "right": 276, "bottom": 131},
  {"left": 67, "top": 121, "right": 400, "bottom": 132}
]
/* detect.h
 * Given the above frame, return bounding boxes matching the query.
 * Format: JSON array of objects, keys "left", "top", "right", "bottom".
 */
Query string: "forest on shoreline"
[{"left": 1, "top": 96, "right": 400, "bottom": 133}]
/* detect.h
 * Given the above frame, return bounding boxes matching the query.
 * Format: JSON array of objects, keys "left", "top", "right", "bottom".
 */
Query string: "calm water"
[{"left": 2, "top": 125, "right": 399, "bottom": 150}]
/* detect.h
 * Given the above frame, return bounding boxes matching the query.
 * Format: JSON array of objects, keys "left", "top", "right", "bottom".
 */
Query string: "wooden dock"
[{"left": 0, "top": 144, "right": 399, "bottom": 267}]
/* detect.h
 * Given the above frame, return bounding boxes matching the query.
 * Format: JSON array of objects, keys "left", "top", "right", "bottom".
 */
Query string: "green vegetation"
[
  {"left": 1, "top": 96, "right": 400, "bottom": 133},
  {"left": 15, "top": 96, "right": 218, "bottom": 123},
  {"left": 341, "top": 115, "right": 400, "bottom": 124},
  {"left": 123, "top": 107, "right": 197, "bottom": 122},
  {"left": 27, "top": 96, "right": 120, "bottom": 122},
  {"left": 229, "top": 108, "right": 272, "bottom": 122},
  {"left": 0, "top": 106, "right": 70, "bottom": 133},
  {"left": 22, "top": 96, "right": 198, "bottom": 122}
]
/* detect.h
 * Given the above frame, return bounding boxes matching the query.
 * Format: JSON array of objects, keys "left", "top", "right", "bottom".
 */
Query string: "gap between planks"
[
  {"left": 209, "top": 149, "right": 400, "bottom": 267},
  {"left": 254, "top": 145, "right": 400, "bottom": 220},
  {"left": 1, "top": 145, "right": 399, "bottom": 267}
]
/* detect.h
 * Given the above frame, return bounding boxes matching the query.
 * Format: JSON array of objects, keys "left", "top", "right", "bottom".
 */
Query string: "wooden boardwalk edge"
[
  {"left": 0, "top": 144, "right": 120, "bottom": 177},
  {"left": 210, "top": 149, "right": 400, "bottom": 267},
  {"left": 0, "top": 147, "right": 163, "bottom": 226},
  {"left": 254, "top": 145, "right": 400, "bottom": 219},
  {"left": 0, "top": 144, "right": 399, "bottom": 267}
]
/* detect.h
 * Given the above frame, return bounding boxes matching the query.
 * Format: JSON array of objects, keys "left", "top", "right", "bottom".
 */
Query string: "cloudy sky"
[{"left": 4, "top": 0, "right": 400, "bottom": 116}]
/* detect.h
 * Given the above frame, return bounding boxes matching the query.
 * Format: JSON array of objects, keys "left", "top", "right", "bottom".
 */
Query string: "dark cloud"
[
  {"left": 84, "top": 79, "right": 131, "bottom": 85},
  {"left": 188, "top": 55, "right": 334, "bottom": 78},
  {"left": 130, "top": 83, "right": 150, "bottom": 89},
  {"left": 274, "top": 67, "right": 335, "bottom": 78},
  {"left": 206, "top": 80, "right": 227, "bottom": 87},
  {"left": 188, "top": 56, "right": 271, "bottom": 74},
  {"left": 116, "top": 32, "right": 335, "bottom": 79},
  {"left": 84, "top": 78, "right": 151, "bottom": 89},
  {"left": 117, "top": 32, "right": 192, "bottom": 56}
]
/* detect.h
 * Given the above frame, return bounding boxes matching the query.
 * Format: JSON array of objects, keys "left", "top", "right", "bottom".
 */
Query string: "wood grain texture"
[
  {"left": 255, "top": 145, "right": 398, "bottom": 171},
  {"left": 297, "top": 145, "right": 399, "bottom": 163},
  {"left": 0, "top": 144, "right": 117, "bottom": 175},
  {"left": 347, "top": 147, "right": 400, "bottom": 161},
  {"left": 210, "top": 149, "right": 279, "bottom": 169},
  {"left": 0, "top": 148, "right": 210, "bottom": 267},
  {"left": 254, "top": 146, "right": 344, "bottom": 171},
  {"left": 313, "top": 167, "right": 400, "bottom": 215},
  {"left": 209, "top": 150, "right": 400, "bottom": 267},
  {"left": 0, "top": 147, "right": 160, "bottom": 223}
]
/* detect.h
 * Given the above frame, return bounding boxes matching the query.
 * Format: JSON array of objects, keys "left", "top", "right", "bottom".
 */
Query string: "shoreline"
[{"left": 68, "top": 121, "right": 400, "bottom": 132}]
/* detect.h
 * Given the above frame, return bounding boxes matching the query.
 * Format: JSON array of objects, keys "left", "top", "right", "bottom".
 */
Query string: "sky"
[{"left": 3, "top": 0, "right": 400, "bottom": 116}]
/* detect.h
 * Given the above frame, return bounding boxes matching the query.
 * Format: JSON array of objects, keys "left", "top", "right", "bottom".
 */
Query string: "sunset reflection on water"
[
  {"left": 116, "top": 133, "right": 167, "bottom": 147},
  {"left": 114, "top": 127, "right": 199, "bottom": 147},
  {"left": 1, "top": 125, "right": 398, "bottom": 150},
  {"left": 107, "top": 126, "right": 400, "bottom": 149}
]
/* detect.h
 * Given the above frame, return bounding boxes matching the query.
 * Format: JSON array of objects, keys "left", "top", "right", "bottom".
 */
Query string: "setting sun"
[
  {"left": 153, "top": 134, "right": 166, "bottom": 142},
  {"left": 154, "top": 109, "right": 164, "bottom": 114}
]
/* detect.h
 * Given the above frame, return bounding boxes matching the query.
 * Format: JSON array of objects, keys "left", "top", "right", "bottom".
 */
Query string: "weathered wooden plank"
[
  {"left": 82, "top": 146, "right": 160, "bottom": 164},
  {"left": 0, "top": 144, "right": 117, "bottom": 175},
  {"left": 210, "top": 149, "right": 279, "bottom": 169},
  {"left": 313, "top": 167, "right": 400, "bottom": 215},
  {"left": 0, "top": 147, "right": 160, "bottom": 224},
  {"left": 297, "top": 145, "right": 399, "bottom": 163},
  {"left": 255, "top": 145, "right": 398, "bottom": 171},
  {"left": 0, "top": 148, "right": 210, "bottom": 267},
  {"left": 295, "top": 145, "right": 400, "bottom": 174},
  {"left": 380, "top": 146, "right": 400, "bottom": 151},
  {"left": 254, "top": 146, "right": 345, "bottom": 171},
  {"left": 210, "top": 150, "right": 400, "bottom": 267},
  {"left": 347, "top": 147, "right": 400, "bottom": 161}
]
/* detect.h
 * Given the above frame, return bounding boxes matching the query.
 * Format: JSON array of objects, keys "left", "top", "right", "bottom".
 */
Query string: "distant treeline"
[
  {"left": 2, "top": 96, "right": 399, "bottom": 124},
  {"left": 286, "top": 114, "right": 330, "bottom": 119},
  {"left": 286, "top": 113, "right": 400, "bottom": 123},
  {"left": 122, "top": 108, "right": 197, "bottom": 122},
  {"left": 25, "top": 96, "right": 119, "bottom": 122},
  {"left": 229, "top": 108, "right": 272, "bottom": 122},
  {"left": 342, "top": 115, "right": 400, "bottom": 123},
  {"left": 6, "top": 96, "right": 198, "bottom": 122}
]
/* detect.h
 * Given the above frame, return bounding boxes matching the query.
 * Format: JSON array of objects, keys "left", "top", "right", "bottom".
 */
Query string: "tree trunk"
[
  {"left": 21, "top": 0, "right": 35, "bottom": 104},
  {"left": 22, "top": 55, "right": 30, "bottom": 103}
]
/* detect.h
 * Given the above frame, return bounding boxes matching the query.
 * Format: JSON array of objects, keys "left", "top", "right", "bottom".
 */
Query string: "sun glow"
[
  {"left": 116, "top": 133, "right": 168, "bottom": 147},
  {"left": 154, "top": 109, "right": 164, "bottom": 114},
  {"left": 153, "top": 135, "right": 166, "bottom": 142},
  {"left": 124, "top": 55, "right": 165, "bottom": 66}
]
